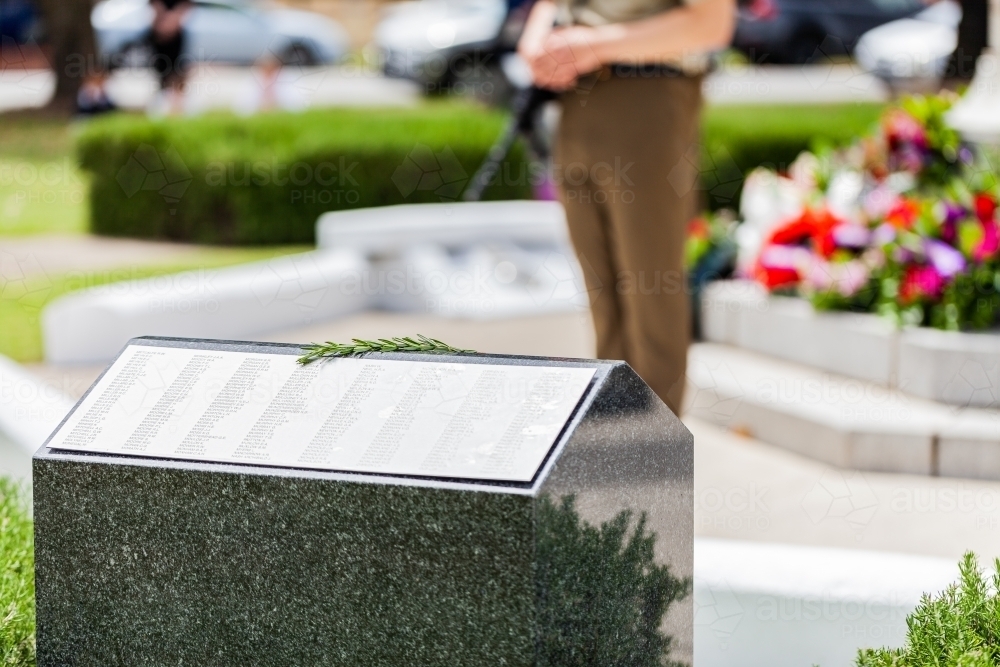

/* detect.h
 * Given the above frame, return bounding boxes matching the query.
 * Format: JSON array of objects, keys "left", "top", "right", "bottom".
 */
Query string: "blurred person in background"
[
  {"left": 148, "top": 0, "right": 192, "bottom": 115},
  {"left": 946, "top": 0, "right": 989, "bottom": 83},
  {"left": 76, "top": 70, "right": 117, "bottom": 116},
  {"left": 517, "top": 0, "right": 735, "bottom": 414}
]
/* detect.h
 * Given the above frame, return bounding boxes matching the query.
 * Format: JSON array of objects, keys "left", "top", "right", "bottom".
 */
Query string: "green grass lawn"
[
  {"left": 0, "top": 115, "right": 311, "bottom": 363},
  {"left": 0, "top": 117, "right": 88, "bottom": 236},
  {"left": 0, "top": 157, "right": 89, "bottom": 236},
  {"left": 0, "top": 482, "right": 34, "bottom": 666}
]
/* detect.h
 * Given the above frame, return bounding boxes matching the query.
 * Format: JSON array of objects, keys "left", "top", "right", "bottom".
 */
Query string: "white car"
[
  {"left": 854, "top": 0, "right": 962, "bottom": 88},
  {"left": 374, "top": 0, "right": 509, "bottom": 96},
  {"left": 92, "top": 0, "right": 349, "bottom": 67}
]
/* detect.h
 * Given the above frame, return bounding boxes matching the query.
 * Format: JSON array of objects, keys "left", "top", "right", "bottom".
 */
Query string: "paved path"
[
  {"left": 0, "top": 234, "right": 210, "bottom": 281},
  {"left": 0, "top": 65, "right": 421, "bottom": 113},
  {"left": 705, "top": 63, "right": 889, "bottom": 105},
  {"left": 1, "top": 63, "right": 888, "bottom": 114},
  {"left": 690, "top": 416, "right": 1000, "bottom": 562}
]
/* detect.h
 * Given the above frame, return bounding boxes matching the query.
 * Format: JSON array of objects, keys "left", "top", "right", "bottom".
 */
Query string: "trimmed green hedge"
[
  {"left": 77, "top": 102, "right": 885, "bottom": 245},
  {"left": 77, "top": 105, "right": 532, "bottom": 245}
]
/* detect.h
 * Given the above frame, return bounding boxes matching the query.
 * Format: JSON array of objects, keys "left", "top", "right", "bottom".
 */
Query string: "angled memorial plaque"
[{"left": 34, "top": 336, "right": 693, "bottom": 666}]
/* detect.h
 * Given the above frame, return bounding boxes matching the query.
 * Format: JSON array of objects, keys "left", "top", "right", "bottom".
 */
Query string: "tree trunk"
[{"left": 34, "top": 0, "right": 100, "bottom": 113}]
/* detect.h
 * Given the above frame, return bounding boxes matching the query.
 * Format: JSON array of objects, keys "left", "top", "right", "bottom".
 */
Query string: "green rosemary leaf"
[{"left": 297, "top": 335, "right": 475, "bottom": 364}]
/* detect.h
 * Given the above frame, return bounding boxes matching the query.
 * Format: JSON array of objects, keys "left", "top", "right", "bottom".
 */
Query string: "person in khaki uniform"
[{"left": 518, "top": 0, "right": 734, "bottom": 414}]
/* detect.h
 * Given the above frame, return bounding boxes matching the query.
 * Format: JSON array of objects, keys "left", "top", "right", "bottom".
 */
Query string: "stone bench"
[
  {"left": 316, "top": 201, "right": 588, "bottom": 319},
  {"left": 42, "top": 250, "right": 368, "bottom": 364}
]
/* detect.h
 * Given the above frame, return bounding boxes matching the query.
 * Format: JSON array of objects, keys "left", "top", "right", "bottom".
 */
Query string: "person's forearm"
[
  {"left": 518, "top": 0, "right": 558, "bottom": 56},
  {"left": 589, "top": 0, "right": 734, "bottom": 64}
]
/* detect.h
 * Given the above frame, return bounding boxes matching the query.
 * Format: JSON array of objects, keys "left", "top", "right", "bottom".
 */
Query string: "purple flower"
[
  {"left": 832, "top": 223, "right": 871, "bottom": 248},
  {"left": 892, "top": 245, "right": 914, "bottom": 264},
  {"left": 935, "top": 201, "right": 965, "bottom": 243},
  {"left": 895, "top": 145, "right": 926, "bottom": 173},
  {"left": 924, "top": 239, "right": 966, "bottom": 278},
  {"left": 872, "top": 223, "right": 897, "bottom": 246},
  {"left": 943, "top": 202, "right": 965, "bottom": 225}
]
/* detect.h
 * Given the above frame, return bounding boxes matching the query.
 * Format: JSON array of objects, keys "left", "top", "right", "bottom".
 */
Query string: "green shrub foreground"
[
  {"left": 857, "top": 552, "right": 1000, "bottom": 666},
  {"left": 76, "top": 103, "right": 884, "bottom": 245},
  {"left": 0, "top": 482, "right": 34, "bottom": 666}
]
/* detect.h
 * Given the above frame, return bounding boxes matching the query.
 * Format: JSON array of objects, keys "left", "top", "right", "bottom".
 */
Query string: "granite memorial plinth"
[{"left": 34, "top": 336, "right": 693, "bottom": 666}]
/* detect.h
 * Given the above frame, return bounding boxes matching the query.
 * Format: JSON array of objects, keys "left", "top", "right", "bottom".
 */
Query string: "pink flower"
[
  {"left": 900, "top": 265, "right": 946, "bottom": 304},
  {"left": 759, "top": 244, "right": 809, "bottom": 270},
  {"left": 864, "top": 187, "right": 900, "bottom": 221},
  {"left": 973, "top": 221, "right": 999, "bottom": 262},
  {"left": 884, "top": 110, "right": 928, "bottom": 150},
  {"left": 803, "top": 258, "right": 870, "bottom": 297}
]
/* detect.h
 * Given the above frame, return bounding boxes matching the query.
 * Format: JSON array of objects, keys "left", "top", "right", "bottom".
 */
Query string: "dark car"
[
  {"left": 0, "top": 0, "right": 40, "bottom": 43},
  {"left": 733, "top": 0, "right": 928, "bottom": 64}
]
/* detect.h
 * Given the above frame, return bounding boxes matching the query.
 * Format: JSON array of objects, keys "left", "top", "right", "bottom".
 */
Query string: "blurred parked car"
[
  {"left": 374, "top": 0, "right": 510, "bottom": 99},
  {"left": 0, "top": 0, "right": 41, "bottom": 43},
  {"left": 92, "top": 0, "right": 349, "bottom": 67},
  {"left": 733, "top": 0, "right": 928, "bottom": 63},
  {"left": 855, "top": 0, "right": 961, "bottom": 89}
]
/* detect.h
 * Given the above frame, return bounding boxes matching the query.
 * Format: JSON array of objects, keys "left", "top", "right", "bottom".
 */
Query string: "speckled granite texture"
[{"left": 34, "top": 337, "right": 693, "bottom": 667}]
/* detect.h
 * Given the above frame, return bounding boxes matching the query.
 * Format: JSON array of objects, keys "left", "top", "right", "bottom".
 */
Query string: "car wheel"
[
  {"left": 786, "top": 28, "right": 825, "bottom": 64},
  {"left": 280, "top": 43, "right": 319, "bottom": 67}
]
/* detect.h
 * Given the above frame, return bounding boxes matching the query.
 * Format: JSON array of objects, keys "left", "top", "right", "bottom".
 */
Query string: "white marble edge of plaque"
[{"left": 46, "top": 343, "right": 597, "bottom": 483}]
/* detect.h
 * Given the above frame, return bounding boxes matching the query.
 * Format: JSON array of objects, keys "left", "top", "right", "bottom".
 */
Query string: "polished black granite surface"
[{"left": 34, "top": 336, "right": 693, "bottom": 666}]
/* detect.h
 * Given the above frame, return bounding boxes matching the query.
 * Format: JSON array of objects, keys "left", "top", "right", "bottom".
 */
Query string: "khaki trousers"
[{"left": 555, "top": 73, "right": 702, "bottom": 415}]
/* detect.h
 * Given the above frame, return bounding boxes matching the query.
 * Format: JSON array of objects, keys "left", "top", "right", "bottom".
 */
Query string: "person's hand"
[{"left": 523, "top": 26, "right": 604, "bottom": 90}]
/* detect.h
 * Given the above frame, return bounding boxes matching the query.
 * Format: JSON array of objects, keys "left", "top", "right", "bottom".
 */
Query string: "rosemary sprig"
[{"left": 297, "top": 335, "right": 475, "bottom": 364}]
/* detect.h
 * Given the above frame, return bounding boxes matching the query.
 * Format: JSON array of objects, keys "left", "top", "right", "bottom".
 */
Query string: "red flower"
[
  {"left": 885, "top": 199, "right": 919, "bottom": 230},
  {"left": 974, "top": 193, "right": 997, "bottom": 223},
  {"left": 767, "top": 208, "right": 841, "bottom": 257},
  {"left": 756, "top": 265, "right": 799, "bottom": 290},
  {"left": 687, "top": 217, "right": 710, "bottom": 238},
  {"left": 769, "top": 218, "right": 813, "bottom": 245},
  {"left": 813, "top": 228, "right": 838, "bottom": 258}
]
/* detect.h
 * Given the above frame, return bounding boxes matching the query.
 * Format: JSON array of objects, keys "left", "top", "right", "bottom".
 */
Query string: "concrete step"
[{"left": 685, "top": 343, "right": 1000, "bottom": 479}]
